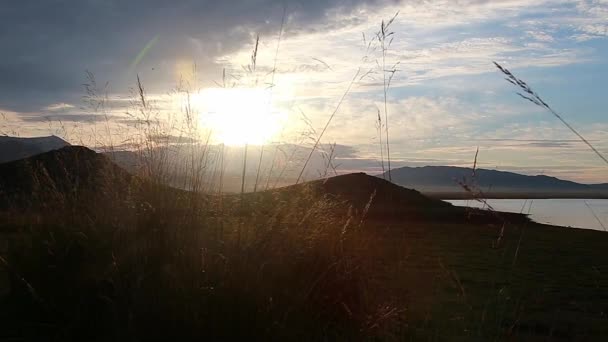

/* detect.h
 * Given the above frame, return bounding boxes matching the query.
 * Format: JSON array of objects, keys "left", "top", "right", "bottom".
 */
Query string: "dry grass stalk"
[{"left": 494, "top": 61, "right": 608, "bottom": 165}]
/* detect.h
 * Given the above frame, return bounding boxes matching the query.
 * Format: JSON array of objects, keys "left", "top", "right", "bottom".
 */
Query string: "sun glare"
[{"left": 193, "top": 88, "right": 286, "bottom": 146}]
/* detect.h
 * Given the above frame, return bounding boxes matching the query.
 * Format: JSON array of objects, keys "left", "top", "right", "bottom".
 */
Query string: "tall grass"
[
  {"left": 296, "top": 70, "right": 361, "bottom": 184},
  {"left": 377, "top": 12, "right": 399, "bottom": 182},
  {"left": 254, "top": 5, "right": 286, "bottom": 193},
  {"left": 376, "top": 108, "right": 386, "bottom": 177}
]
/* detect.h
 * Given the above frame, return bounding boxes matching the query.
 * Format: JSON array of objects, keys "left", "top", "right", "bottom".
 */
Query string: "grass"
[
  {"left": 0, "top": 166, "right": 392, "bottom": 340},
  {"left": 1, "top": 144, "right": 607, "bottom": 341},
  {"left": 377, "top": 12, "right": 399, "bottom": 182},
  {"left": 2, "top": 167, "right": 607, "bottom": 340},
  {"left": 494, "top": 62, "right": 608, "bottom": 166}
]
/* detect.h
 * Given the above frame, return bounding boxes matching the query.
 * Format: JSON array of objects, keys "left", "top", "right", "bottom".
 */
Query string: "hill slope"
[
  {"left": 250, "top": 172, "right": 527, "bottom": 224},
  {"left": 382, "top": 166, "right": 608, "bottom": 198},
  {"left": 0, "top": 146, "right": 136, "bottom": 210},
  {"left": 0, "top": 146, "right": 212, "bottom": 216},
  {"left": 0, "top": 135, "right": 70, "bottom": 163}
]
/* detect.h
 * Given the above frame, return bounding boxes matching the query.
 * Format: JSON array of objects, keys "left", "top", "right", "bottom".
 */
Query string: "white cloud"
[
  {"left": 574, "top": 0, "right": 608, "bottom": 38},
  {"left": 43, "top": 103, "right": 76, "bottom": 111},
  {"left": 526, "top": 30, "right": 555, "bottom": 42},
  {"left": 216, "top": 0, "right": 597, "bottom": 105}
]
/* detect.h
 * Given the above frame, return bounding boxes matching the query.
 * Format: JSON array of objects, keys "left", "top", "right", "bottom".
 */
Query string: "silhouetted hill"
[
  {"left": 250, "top": 173, "right": 528, "bottom": 224},
  {"left": 296, "top": 172, "right": 449, "bottom": 209},
  {"left": 592, "top": 183, "right": 608, "bottom": 190},
  {"left": 382, "top": 166, "right": 608, "bottom": 198},
  {"left": 0, "top": 146, "right": 528, "bottom": 225},
  {"left": 0, "top": 135, "right": 70, "bottom": 163},
  {"left": 0, "top": 146, "right": 135, "bottom": 210}
]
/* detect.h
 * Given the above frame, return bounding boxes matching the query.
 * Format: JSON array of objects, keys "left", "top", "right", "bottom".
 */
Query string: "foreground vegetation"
[{"left": 0, "top": 148, "right": 607, "bottom": 341}]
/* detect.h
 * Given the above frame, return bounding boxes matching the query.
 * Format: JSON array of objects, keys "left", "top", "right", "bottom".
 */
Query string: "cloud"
[
  {"left": 479, "top": 138, "right": 591, "bottom": 148},
  {"left": 43, "top": 103, "right": 76, "bottom": 111},
  {"left": 573, "top": 0, "right": 608, "bottom": 38},
  {"left": 147, "top": 134, "right": 199, "bottom": 144},
  {"left": 0, "top": 0, "right": 391, "bottom": 113},
  {"left": 217, "top": 1, "right": 597, "bottom": 106},
  {"left": 3, "top": 0, "right": 601, "bottom": 114},
  {"left": 19, "top": 113, "right": 121, "bottom": 123},
  {"left": 526, "top": 31, "right": 555, "bottom": 42}
]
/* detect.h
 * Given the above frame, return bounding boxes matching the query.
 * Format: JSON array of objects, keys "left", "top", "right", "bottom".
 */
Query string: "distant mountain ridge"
[
  {"left": 381, "top": 166, "right": 608, "bottom": 199},
  {"left": 0, "top": 135, "right": 70, "bottom": 163},
  {"left": 2, "top": 136, "right": 605, "bottom": 199}
]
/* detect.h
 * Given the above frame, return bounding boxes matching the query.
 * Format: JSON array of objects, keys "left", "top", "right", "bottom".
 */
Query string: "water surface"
[{"left": 447, "top": 199, "right": 608, "bottom": 232}]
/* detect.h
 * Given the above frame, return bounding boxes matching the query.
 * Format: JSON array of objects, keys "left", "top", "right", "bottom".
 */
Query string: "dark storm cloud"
[{"left": 1, "top": 0, "right": 390, "bottom": 114}]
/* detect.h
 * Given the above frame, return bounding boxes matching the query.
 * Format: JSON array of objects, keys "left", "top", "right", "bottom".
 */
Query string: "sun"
[{"left": 193, "top": 88, "right": 286, "bottom": 146}]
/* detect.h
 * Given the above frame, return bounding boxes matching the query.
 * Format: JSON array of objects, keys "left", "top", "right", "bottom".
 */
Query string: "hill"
[
  {"left": 0, "top": 146, "right": 135, "bottom": 211},
  {"left": 0, "top": 145, "right": 537, "bottom": 225},
  {"left": 0, "top": 135, "right": 70, "bottom": 163},
  {"left": 0, "top": 144, "right": 528, "bottom": 225},
  {"left": 382, "top": 166, "right": 608, "bottom": 199},
  {"left": 246, "top": 172, "right": 528, "bottom": 224}
]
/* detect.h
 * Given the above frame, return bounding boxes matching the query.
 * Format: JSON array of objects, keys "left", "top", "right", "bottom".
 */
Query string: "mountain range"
[
  {"left": 0, "top": 136, "right": 605, "bottom": 199},
  {"left": 381, "top": 166, "right": 608, "bottom": 199},
  {"left": 0, "top": 135, "right": 70, "bottom": 163}
]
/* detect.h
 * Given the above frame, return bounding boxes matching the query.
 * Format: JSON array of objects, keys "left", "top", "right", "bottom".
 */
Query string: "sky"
[{"left": 1, "top": 0, "right": 607, "bottom": 183}]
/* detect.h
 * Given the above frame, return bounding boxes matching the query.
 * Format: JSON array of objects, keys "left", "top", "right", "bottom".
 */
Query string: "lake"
[{"left": 447, "top": 198, "right": 608, "bottom": 232}]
